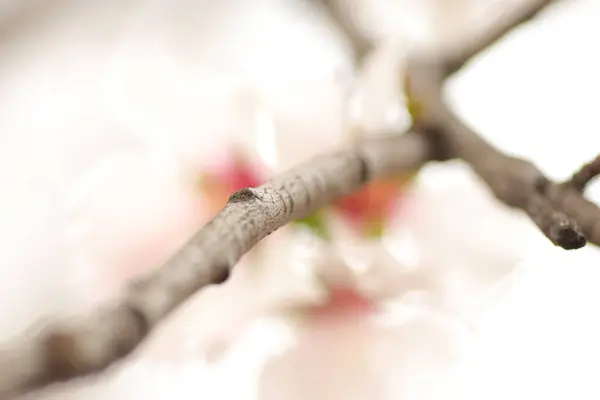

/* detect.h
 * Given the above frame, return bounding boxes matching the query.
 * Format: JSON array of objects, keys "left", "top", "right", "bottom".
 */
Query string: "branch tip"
[{"left": 553, "top": 222, "right": 586, "bottom": 250}]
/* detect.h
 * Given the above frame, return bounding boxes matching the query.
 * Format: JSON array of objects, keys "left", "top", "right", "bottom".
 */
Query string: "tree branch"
[
  {"left": 567, "top": 153, "right": 600, "bottom": 192},
  {"left": 0, "top": 132, "right": 432, "bottom": 397},
  {"left": 405, "top": 0, "right": 600, "bottom": 249},
  {"left": 2, "top": 0, "right": 599, "bottom": 397},
  {"left": 443, "top": 0, "right": 560, "bottom": 75}
]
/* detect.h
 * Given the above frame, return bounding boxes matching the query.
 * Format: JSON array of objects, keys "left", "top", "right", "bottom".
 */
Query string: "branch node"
[
  {"left": 210, "top": 265, "right": 231, "bottom": 285},
  {"left": 228, "top": 188, "right": 260, "bottom": 203}
]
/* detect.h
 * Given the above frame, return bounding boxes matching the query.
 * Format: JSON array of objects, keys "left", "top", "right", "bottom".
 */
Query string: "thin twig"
[
  {"left": 567, "top": 153, "right": 600, "bottom": 191},
  {"left": 444, "top": 0, "right": 560, "bottom": 74}
]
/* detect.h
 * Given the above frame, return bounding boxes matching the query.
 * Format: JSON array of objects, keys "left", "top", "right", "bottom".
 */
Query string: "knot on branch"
[
  {"left": 210, "top": 265, "right": 231, "bottom": 285},
  {"left": 228, "top": 188, "right": 260, "bottom": 203}
]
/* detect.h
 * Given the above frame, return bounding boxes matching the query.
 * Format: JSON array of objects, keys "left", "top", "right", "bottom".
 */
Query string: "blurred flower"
[
  {"left": 257, "top": 247, "right": 472, "bottom": 400},
  {"left": 292, "top": 174, "right": 415, "bottom": 241},
  {"left": 386, "top": 163, "right": 537, "bottom": 313},
  {"left": 333, "top": 173, "right": 415, "bottom": 238}
]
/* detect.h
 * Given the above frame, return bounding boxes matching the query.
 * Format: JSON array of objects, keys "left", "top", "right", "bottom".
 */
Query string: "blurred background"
[{"left": 1, "top": 0, "right": 600, "bottom": 399}]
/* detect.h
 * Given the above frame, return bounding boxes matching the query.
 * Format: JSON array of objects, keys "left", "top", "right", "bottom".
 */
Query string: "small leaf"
[
  {"left": 403, "top": 71, "right": 424, "bottom": 121},
  {"left": 293, "top": 210, "right": 331, "bottom": 241}
]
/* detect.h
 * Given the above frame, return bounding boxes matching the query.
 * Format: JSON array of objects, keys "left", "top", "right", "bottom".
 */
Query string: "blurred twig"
[
  {"left": 1, "top": 0, "right": 600, "bottom": 397},
  {"left": 404, "top": 0, "right": 600, "bottom": 248},
  {"left": 567, "top": 153, "right": 600, "bottom": 192},
  {"left": 324, "top": 0, "right": 599, "bottom": 248},
  {"left": 0, "top": 0, "right": 69, "bottom": 42},
  {"left": 316, "top": 0, "right": 372, "bottom": 62}
]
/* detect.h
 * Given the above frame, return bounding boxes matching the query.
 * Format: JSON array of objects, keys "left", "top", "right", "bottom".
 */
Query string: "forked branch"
[
  {"left": 404, "top": 0, "right": 600, "bottom": 248},
  {"left": 1, "top": 0, "right": 599, "bottom": 398}
]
